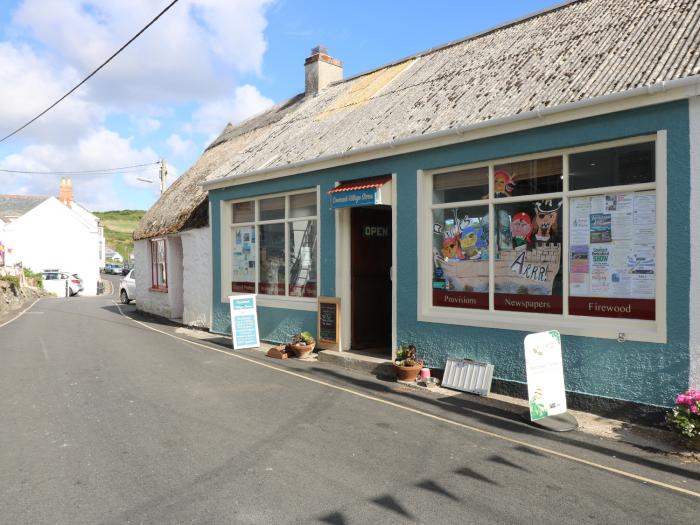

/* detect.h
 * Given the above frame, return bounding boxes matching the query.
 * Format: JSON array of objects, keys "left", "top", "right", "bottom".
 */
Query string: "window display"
[
  {"left": 432, "top": 206, "right": 489, "bottom": 309},
  {"left": 568, "top": 190, "right": 655, "bottom": 319},
  {"left": 494, "top": 200, "right": 563, "bottom": 314},
  {"left": 229, "top": 190, "right": 318, "bottom": 298},
  {"left": 425, "top": 137, "right": 657, "bottom": 324}
]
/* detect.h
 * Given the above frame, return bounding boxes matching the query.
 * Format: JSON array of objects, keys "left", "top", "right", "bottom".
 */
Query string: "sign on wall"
[
  {"left": 330, "top": 188, "right": 379, "bottom": 209},
  {"left": 523, "top": 330, "right": 567, "bottom": 421},
  {"left": 317, "top": 296, "right": 340, "bottom": 350},
  {"left": 229, "top": 294, "right": 260, "bottom": 349}
]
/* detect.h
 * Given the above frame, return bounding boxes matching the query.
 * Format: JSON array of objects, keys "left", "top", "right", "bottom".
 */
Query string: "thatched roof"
[{"left": 135, "top": 0, "right": 699, "bottom": 240}]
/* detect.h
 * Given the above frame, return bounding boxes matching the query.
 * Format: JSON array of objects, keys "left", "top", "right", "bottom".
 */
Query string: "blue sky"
[{"left": 0, "top": 0, "right": 558, "bottom": 211}]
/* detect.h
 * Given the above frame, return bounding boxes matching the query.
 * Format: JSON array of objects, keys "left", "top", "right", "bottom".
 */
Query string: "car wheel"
[{"left": 120, "top": 290, "right": 129, "bottom": 304}]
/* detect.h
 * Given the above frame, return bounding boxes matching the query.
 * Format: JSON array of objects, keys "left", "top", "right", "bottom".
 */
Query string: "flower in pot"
[
  {"left": 667, "top": 388, "right": 700, "bottom": 449},
  {"left": 288, "top": 331, "right": 316, "bottom": 359},
  {"left": 393, "top": 344, "right": 423, "bottom": 382}
]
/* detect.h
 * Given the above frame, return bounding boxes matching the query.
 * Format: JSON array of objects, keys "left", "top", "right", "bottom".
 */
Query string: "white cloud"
[
  {"left": 166, "top": 133, "right": 195, "bottom": 158},
  {"left": 2, "top": 127, "right": 161, "bottom": 210},
  {"left": 131, "top": 116, "right": 161, "bottom": 135},
  {"left": 11, "top": 0, "right": 273, "bottom": 106},
  {"left": 191, "top": 84, "right": 274, "bottom": 139}
]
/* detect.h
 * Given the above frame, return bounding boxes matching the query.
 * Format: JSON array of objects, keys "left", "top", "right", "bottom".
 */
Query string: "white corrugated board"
[{"left": 441, "top": 357, "right": 494, "bottom": 396}]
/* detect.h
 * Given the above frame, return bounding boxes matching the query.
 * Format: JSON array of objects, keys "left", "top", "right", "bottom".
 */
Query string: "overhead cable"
[
  {"left": 0, "top": 161, "right": 160, "bottom": 176},
  {"left": 0, "top": 0, "right": 180, "bottom": 144}
]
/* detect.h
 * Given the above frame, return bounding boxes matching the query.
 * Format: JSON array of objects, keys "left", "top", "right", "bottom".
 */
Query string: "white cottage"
[{"left": 0, "top": 179, "right": 105, "bottom": 295}]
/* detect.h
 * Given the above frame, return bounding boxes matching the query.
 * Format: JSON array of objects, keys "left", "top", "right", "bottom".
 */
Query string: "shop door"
[{"left": 351, "top": 206, "right": 392, "bottom": 352}]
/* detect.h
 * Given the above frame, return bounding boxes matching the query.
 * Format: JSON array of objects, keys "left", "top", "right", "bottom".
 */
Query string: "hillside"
[{"left": 95, "top": 210, "right": 145, "bottom": 263}]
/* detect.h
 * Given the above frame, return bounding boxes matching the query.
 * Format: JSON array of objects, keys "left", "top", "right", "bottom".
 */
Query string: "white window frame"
[
  {"left": 221, "top": 187, "right": 320, "bottom": 311},
  {"left": 417, "top": 132, "right": 667, "bottom": 343}
]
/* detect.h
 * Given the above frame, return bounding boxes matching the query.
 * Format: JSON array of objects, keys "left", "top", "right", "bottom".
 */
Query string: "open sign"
[{"left": 363, "top": 225, "right": 389, "bottom": 238}]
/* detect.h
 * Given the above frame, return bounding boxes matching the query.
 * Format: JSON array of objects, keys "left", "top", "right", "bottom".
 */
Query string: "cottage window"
[
  {"left": 420, "top": 134, "right": 665, "bottom": 343},
  {"left": 229, "top": 190, "right": 318, "bottom": 301},
  {"left": 150, "top": 238, "right": 167, "bottom": 291}
]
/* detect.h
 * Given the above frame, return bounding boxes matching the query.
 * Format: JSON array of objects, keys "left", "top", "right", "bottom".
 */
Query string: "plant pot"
[
  {"left": 393, "top": 363, "right": 423, "bottom": 382},
  {"left": 289, "top": 342, "right": 316, "bottom": 359}
]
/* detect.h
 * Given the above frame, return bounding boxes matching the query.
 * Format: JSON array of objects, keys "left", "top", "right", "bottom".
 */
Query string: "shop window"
[
  {"left": 228, "top": 190, "right": 318, "bottom": 299},
  {"left": 494, "top": 200, "right": 563, "bottom": 314},
  {"left": 422, "top": 136, "right": 661, "bottom": 340},
  {"left": 150, "top": 238, "right": 167, "bottom": 291},
  {"left": 432, "top": 166, "right": 489, "bottom": 204},
  {"left": 493, "top": 156, "right": 563, "bottom": 197},
  {"left": 432, "top": 205, "right": 489, "bottom": 309}
]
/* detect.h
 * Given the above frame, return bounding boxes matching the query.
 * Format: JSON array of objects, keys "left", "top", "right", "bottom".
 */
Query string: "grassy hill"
[{"left": 94, "top": 210, "right": 145, "bottom": 263}]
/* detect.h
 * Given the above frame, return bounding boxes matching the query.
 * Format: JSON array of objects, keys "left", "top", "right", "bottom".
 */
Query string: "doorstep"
[{"left": 317, "top": 350, "right": 394, "bottom": 378}]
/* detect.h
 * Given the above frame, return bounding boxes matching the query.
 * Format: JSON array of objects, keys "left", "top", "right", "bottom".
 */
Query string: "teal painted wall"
[{"left": 210, "top": 101, "right": 690, "bottom": 407}]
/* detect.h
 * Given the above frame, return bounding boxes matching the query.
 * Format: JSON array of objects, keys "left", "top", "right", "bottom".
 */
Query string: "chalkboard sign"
[{"left": 318, "top": 296, "right": 340, "bottom": 350}]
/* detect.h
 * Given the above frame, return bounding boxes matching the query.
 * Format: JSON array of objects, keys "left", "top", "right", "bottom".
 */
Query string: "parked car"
[
  {"left": 121, "top": 264, "right": 132, "bottom": 276},
  {"left": 119, "top": 269, "right": 136, "bottom": 304},
  {"left": 42, "top": 270, "right": 82, "bottom": 296},
  {"left": 108, "top": 264, "right": 123, "bottom": 275}
]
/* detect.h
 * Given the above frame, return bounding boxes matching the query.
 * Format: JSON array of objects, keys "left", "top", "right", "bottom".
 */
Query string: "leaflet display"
[{"left": 568, "top": 190, "right": 655, "bottom": 320}]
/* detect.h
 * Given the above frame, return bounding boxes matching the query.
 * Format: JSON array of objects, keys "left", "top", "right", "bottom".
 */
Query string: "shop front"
[{"left": 208, "top": 100, "right": 693, "bottom": 410}]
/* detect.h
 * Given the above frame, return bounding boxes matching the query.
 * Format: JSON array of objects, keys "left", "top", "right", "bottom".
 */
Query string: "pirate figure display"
[{"left": 532, "top": 200, "right": 562, "bottom": 244}]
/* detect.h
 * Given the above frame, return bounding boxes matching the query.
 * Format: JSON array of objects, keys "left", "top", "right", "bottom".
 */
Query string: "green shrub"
[
  {"left": 0, "top": 275, "right": 20, "bottom": 289},
  {"left": 23, "top": 268, "right": 43, "bottom": 288}
]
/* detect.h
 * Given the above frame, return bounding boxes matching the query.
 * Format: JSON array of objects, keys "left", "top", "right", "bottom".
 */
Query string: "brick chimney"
[
  {"left": 59, "top": 177, "right": 73, "bottom": 208},
  {"left": 304, "top": 45, "right": 342, "bottom": 96}
]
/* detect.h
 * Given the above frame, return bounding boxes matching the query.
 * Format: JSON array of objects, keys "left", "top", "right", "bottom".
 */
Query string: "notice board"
[
  {"left": 523, "top": 330, "right": 567, "bottom": 421},
  {"left": 317, "top": 296, "right": 340, "bottom": 350},
  {"left": 229, "top": 294, "right": 260, "bottom": 349}
]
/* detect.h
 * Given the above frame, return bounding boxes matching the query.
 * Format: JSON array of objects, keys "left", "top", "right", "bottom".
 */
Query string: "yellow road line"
[
  {"left": 114, "top": 302, "right": 700, "bottom": 499},
  {"left": 0, "top": 298, "right": 40, "bottom": 329}
]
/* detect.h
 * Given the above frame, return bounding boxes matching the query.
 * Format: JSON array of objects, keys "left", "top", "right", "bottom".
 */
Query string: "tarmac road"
[{"left": 1, "top": 291, "right": 698, "bottom": 524}]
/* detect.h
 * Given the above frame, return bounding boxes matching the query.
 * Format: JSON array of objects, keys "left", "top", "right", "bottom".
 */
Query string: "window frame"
[
  {"left": 221, "top": 187, "right": 320, "bottom": 311},
  {"left": 149, "top": 237, "right": 168, "bottom": 292},
  {"left": 417, "top": 133, "right": 666, "bottom": 343}
]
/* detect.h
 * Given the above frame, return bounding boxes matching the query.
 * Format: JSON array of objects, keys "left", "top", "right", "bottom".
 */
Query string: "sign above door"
[{"left": 329, "top": 175, "right": 392, "bottom": 209}]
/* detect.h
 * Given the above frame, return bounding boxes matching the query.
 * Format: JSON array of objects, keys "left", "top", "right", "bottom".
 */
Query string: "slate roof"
[
  {"left": 134, "top": 0, "right": 700, "bottom": 240},
  {"left": 0, "top": 195, "right": 49, "bottom": 223}
]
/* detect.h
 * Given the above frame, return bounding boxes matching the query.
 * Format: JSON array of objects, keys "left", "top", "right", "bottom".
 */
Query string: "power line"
[
  {"left": 0, "top": 161, "right": 160, "bottom": 175},
  {"left": 0, "top": 0, "right": 180, "bottom": 144}
]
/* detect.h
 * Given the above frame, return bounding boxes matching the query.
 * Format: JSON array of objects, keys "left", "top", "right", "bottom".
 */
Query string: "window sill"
[{"left": 149, "top": 287, "right": 168, "bottom": 293}]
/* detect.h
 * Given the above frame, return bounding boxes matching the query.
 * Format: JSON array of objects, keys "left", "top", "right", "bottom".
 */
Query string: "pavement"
[{"left": 1, "top": 290, "right": 699, "bottom": 524}]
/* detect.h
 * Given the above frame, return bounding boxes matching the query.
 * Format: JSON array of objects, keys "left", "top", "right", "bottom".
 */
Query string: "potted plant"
[
  {"left": 667, "top": 388, "right": 700, "bottom": 450},
  {"left": 288, "top": 331, "right": 316, "bottom": 359},
  {"left": 393, "top": 344, "right": 423, "bottom": 382}
]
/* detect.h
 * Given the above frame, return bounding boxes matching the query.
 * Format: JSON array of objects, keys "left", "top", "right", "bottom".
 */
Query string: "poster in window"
[
  {"left": 494, "top": 200, "right": 563, "bottom": 314},
  {"left": 432, "top": 207, "right": 489, "bottom": 309},
  {"left": 568, "top": 191, "right": 655, "bottom": 320}
]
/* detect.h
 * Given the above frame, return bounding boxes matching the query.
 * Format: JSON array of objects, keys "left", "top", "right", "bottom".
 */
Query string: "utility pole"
[{"left": 159, "top": 159, "right": 167, "bottom": 194}]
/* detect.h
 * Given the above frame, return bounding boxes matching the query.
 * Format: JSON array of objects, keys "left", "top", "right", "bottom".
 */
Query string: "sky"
[{"left": 0, "top": 0, "right": 559, "bottom": 211}]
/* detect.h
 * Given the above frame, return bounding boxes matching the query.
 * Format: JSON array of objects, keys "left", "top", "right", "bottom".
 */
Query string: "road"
[{"left": 1, "top": 286, "right": 699, "bottom": 524}]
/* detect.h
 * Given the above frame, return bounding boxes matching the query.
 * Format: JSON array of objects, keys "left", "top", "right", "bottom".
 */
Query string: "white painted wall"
[
  {"left": 689, "top": 96, "right": 700, "bottom": 389},
  {"left": 181, "top": 227, "right": 211, "bottom": 328},
  {"left": 1, "top": 198, "right": 102, "bottom": 295},
  {"left": 168, "top": 236, "right": 184, "bottom": 319}
]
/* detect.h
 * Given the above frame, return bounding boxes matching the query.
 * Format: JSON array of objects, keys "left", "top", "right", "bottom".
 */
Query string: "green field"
[{"left": 94, "top": 210, "right": 145, "bottom": 263}]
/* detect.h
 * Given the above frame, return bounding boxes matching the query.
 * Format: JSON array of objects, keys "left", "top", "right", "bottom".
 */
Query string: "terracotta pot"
[
  {"left": 290, "top": 342, "right": 316, "bottom": 359},
  {"left": 393, "top": 362, "right": 423, "bottom": 382}
]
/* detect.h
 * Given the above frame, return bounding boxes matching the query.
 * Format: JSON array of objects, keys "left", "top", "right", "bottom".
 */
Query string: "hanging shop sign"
[
  {"left": 317, "top": 296, "right": 340, "bottom": 350},
  {"left": 523, "top": 330, "right": 567, "bottom": 421},
  {"left": 229, "top": 294, "right": 260, "bottom": 349},
  {"left": 330, "top": 188, "right": 380, "bottom": 209},
  {"left": 328, "top": 176, "right": 392, "bottom": 209}
]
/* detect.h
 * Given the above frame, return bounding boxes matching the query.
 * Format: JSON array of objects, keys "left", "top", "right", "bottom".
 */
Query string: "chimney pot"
[{"left": 304, "top": 44, "right": 342, "bottom": 96}]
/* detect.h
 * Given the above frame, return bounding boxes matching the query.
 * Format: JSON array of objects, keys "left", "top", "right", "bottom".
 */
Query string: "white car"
[
  {"left": 119, "top": 269, "right": 136, "bottom": 304},
  {"left": 42, "top": 270, "right": 82, "bottom": 296}
]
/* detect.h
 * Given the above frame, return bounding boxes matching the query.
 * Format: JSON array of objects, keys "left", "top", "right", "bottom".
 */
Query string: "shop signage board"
[
  {"left": 229, "top": 294, "right": 260, "bottom": 349},
  {"left": 318, "top": 296, "right": 340, "bottom": 350},
  {"left": 524, "top": 330, "right": 567, "bottom": 421},
  {"left": 330, "top": 188, "right": 379, "bottom": 209}
]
